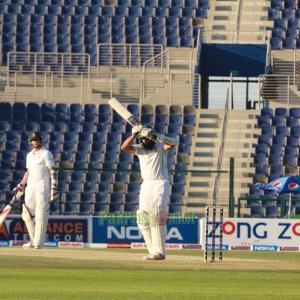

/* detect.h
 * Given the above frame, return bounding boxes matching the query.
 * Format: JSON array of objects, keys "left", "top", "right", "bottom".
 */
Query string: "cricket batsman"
[
  {"left": 13, "top": 131, "right": 59, "bottom": 249},
  {"left": 121, "top": 126, "right": 177, "bottom": 260}
]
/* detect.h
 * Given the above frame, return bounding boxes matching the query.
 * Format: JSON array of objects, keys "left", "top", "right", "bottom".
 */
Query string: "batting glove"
[
  {"left": 13, "top": 183, "right": 24, "bottom": 199},
  {"left": 50, "top": 181, "right": 59, "bottom": 202},
  {"left": 132, "top": 124, "right": 143, "bottom": 135},
  {"left": 139, "top": 127, "right": 157, "bottom": 140}
]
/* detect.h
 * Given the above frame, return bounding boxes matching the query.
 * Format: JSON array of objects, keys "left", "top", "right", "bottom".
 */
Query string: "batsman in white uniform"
[
  {"left": 121, "top": 126, "right": 177, "bottom": 260},
  {"left": 13, "top": 132, "right": 59, "bottom": 249}
]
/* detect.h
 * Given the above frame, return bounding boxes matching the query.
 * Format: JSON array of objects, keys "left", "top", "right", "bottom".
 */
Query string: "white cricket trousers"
[
  {"left": 139, "top": 180, "right": 170, "bottom": 213},
  {"left": 24, "top": 178, "right": 50, "bottom": 218}
]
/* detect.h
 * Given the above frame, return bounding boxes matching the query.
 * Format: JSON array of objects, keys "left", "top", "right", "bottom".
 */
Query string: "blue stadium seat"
[
  {"left": 270, "top": 37, "right": 282, "bottom": 49},
  {"left": 270, "top": 144, "right": 283, "bottom": 156},
  {"left": 274, "top": 19, "right": 288, "bottom": 29},
  {"left": 287, "top": 116, "right": 298, "bottom": 127},
  {"left": 272, "top": 116, "right": 286, "bottom": 126},
  {"left": 153, "top": 6, "right": 165, "bottom": 17},
  {"left": 283, "top": 154, "right": 297, "bottom": 166},
  {"left": 291, "top": 125, "right": 300, "bottom": 137},
  {"left": 282, "top": 8, "right": 295, "bottom": 19},
  {"left": 171, "top": 183, "right": 185, "bottom": 195},
  {"left": 64, "top": 203, "right": 79, "bottom": 215},
  {"left": 283, "top": 37, "right": 295, "bottom": 49},
  {"left": 272, "top": 27, "right": 285, "bottom": 38},
  {"left": 170, "top": 194, "right": 183, "bottom": 208},
  {"left": 286, "top": 135, "right": 299, "bottom": 147},
  {"left": 83, "top": 182, "right": 97, "bottom": 193},
  {"left": 115, "top": 171, "right": 129, "bottom": 184},
  {"left": 250, "top": 206, "right": 265, "bottom": 218},
  {"left": 124, "top": 203, "right": 138, "bottom": 212},
  {"left": 73, "top": 151, "right": 88, "bottom": 169},
  {"left": 79, "top": 203, "right": 94, "bottom": 215},
  {"left": 172, "top": 173, "right": 186, "bottom": 185},
  {"left": 94, "top": 202, "right": 108, "bottom": 214},
  {"left": 268, "top": 153, "right": 281, "bottom": 166},
  {"left": 272, "top": 135, "right": 285, "bottom": 147},
  {"left": 275, "top": 125, "right": 288, "bottom": 136},
  {"left": 100, "top": 171, "right": 114, "bottom": 183},
  {"left": 255, "top": 143, "right": 268, "bottom": 155},
  {"left": 88, "top": 151, "right": 102, "bottom": 169},
  {"left": 40, "top": 121, "right": 53, "bottom": 132},
  {"left": 1, "top": 150, "right": 16, "bottom": 168},
  {"left": 289, "top": 107, "right": 300, "bottom": 118},
  {"left": 265, "top": 206, "right": 279, "bottom": 218},
  {"left": 98, "top": 182, "right": 111, "bottom": 194},
  {"left": 0, "top": 102, "right": 12, "bottom": 122},
  {"left": 68, "top": 169, "right": 84, "bottom": 184}
]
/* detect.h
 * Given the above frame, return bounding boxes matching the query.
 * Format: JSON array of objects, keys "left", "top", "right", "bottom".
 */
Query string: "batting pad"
[
  {"left": 151, "top": 225, "right": 167, "bottom": 256},
  {"left": 150, "top": 206, "right": 168, "bottom": 256},
  {"left": 33, "top": 217, "right": 48, "bottom": 248},
  {"left": 137, "top": 210, "right": 153, "bottom": 254},
  {"left": 22, "top": 205, "right": 35, "bottom": 244}
]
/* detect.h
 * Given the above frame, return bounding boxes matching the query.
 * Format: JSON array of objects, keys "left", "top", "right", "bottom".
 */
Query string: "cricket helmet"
[{"left": 28, "top": 131, "right": 42, "bottom": 142}]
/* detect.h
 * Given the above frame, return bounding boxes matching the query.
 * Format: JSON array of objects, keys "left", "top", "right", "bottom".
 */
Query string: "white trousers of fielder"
[{"left": 22, "top": 178, "right": 50, "bottom": 248}]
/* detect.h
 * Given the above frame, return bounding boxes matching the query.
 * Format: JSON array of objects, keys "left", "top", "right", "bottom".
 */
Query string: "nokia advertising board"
[{"left": 92, "top": 215, "right": 198, "bottom": 244}]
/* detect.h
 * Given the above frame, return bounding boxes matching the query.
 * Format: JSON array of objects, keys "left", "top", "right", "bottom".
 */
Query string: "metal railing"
[
  {"left": 3, "top": 47, "right": 199, "bottom": 105},
  {"left": 7, "top": 52, "right": 91, "bottom": 82},
  {"left": 212, "top": 82, "right": 231, "bottom": 206},
  {"left": 203, "top": 30, "right": 268, "bottom": 44},
  {"left": 96, "top": 43, "right": 164, "bottom": 73},
  {"left": 258, "top": 74, "right": 300, "bottom": 106}
]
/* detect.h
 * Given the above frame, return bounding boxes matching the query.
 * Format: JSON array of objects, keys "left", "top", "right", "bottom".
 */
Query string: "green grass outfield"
[{"left": 1, "top": 248, "right": 300, "bottom": 300}]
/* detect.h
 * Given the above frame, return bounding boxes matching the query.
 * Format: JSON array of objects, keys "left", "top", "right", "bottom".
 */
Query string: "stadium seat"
[
  {"left": 250, "top": 206, "right": 265, "bottom": 218},
  {"left": 64, "top": 203, "right": 79, "bottom": 215},
  {"left": 79, "top": 203, "right": 94, "bottom": 215}
]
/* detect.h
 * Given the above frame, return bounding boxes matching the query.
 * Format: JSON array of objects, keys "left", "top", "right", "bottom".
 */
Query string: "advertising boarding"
[{"left": 200, "top": 218, "right": 300, "bottom": 251}]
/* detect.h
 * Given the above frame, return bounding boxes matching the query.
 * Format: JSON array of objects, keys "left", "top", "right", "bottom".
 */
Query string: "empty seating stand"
[
  {"left": 247, "top": 106, "right": 300, "bottom": 217},
  {"left": 0, "top": 0, "right": 210, "bottom": 64},
  {"left": 0, "top": 102, "right": 191, "bottom": 216}
]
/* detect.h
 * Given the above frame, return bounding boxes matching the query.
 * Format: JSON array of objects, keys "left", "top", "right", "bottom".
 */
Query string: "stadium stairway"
[
  {"left": 203, "top": 0, "right": 272, "bottom": 43},
  {"left": 183, "top": 109, "right": 259, "bottom": 218}
]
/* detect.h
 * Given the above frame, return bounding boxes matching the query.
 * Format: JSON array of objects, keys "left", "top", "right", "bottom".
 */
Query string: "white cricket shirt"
[
  {"left": 26, "top": 147, "right": 55, "bottom": 181},
  {"left": 133, "top": 142, "right": 169, "bottom": 181}
]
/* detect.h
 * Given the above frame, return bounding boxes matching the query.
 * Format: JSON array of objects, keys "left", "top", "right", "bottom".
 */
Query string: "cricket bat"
[
  {"left": 108, "top": 97, "right": 140, "bottom": 126},
  {"left": 0, "top": 194, "right": 17, "bottom": 228},
  {"left": 108, "top": 97, "right": 178, "bottom": 145}
]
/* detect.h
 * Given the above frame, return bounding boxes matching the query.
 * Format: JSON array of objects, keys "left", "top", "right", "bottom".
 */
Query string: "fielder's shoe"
[
  {"left": 34, "top": 245, "right": 42, "bottom": 249},
  {"left": 23, "top": 242, "right": 34, "bottom": 249},
  {"left": 143, "top": 253, "right": 166, "bottom": 260}
]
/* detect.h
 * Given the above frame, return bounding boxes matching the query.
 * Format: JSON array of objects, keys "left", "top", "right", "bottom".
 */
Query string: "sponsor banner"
[
  {"left": 0, "top": 240, "right": 10, "bottom": 247},
  {"left": 253, "top": 245, "right": 278, "bottom": 252},
  {"left": 0, "top": 216, "right": 88, "bottom": 243},
  {"left": 12, "top": 240, "right": 26, "bottom": 246},
  {"left": 131, "top": 243, "right": 147, "bottom": 250},
  {"left": 200, "top": 218, "right": 300, "bottom": 247},
  {"left": 204, "top": 245, "right": 229, "bottom": 251},
  {"left": 59, "top": 242, "right": 84, "bottom": 248},
  {"left": 131, "top": 243, "right": 184, "bottom": 250},
  {"left": 44, "top": 241, "right": 58, "bottom": 248},
  {"left": 85, "top": 243, "right": 108, "bottom": 249},
  {"left": 279, "top": 246, "right": 299, "bottom": 252},
  {"left": 92, "top": 216, "right": 198, "bottom": 244},
  {"left": 182, "top": 244, "right": 202, "bottom": 250},
  {"left": 230, "top": 246, "right": 252, "bottom": 251},
  {"left": 107, "top": 243, "right": 131, "bottom": 248},
  {"left": 166, "top": 243, "right": 182, "bottom": 250}
]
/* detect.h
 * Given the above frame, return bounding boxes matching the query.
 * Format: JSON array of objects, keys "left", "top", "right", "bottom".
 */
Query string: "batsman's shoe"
[
  {"left": 23, "top": 242, "right": 34, "bottom": 249},
  {"left": 34, "top": 245, "right": 42, "bottom": 249},
  {"left": 143, "top": 253, "right": 165, "bottom": 260}
]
